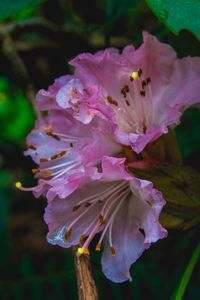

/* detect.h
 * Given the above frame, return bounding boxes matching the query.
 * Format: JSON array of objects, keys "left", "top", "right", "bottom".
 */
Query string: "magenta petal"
[
  {"left": 69, "top": 32, "right": 200, "bottom": 152},
  {"left": 129, "top": 124, "right": 168, "bottom": 153},
  {"left": 101, "top": 178, "right": 166, "bottom": 283},
  {"left": 101, "top": 156, "right": 133, "bottom": 181},
  {"left": 44, "top": 180, "right": 115, "bottom": 247},
  {"left": 36, "top": 75, "right": 72, "bottom": 111}
]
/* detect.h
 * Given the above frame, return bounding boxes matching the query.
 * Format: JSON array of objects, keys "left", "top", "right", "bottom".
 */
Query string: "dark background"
[{"left": 0, "top": 0, "right": 200, "bottom": 299}]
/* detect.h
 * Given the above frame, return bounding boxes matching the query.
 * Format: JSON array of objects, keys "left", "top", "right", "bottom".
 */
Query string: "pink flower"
[
  {"left": 20, "top": 109, "right": 120, "bottom": 202},
  {"left": 18, "top": 31, "right": 200, "bottom": 282},
  {"left": 17, "top": 71, "right": 166, "bottom": 282},
  {"left": 44, "top": 156, "right": 167, "bottom": 282},
  {"left": 69, "top": 32, "right": 200, "bottom": 153}
]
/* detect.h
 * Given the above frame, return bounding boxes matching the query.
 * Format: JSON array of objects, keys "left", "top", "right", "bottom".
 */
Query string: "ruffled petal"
[
  {"left": 101, "top": 178, "right": 166, "bottom": 282},
  {"left": 36, "top": 75, "right": 72, "bottom": 111},
  {"left": 44, "top": 180, "right": 117, "bottom": 247},
  {"left": 101, "top": 156, "right": 133, "bottom": 181}
]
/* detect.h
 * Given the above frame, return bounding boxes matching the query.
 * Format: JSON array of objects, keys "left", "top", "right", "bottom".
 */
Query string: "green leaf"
[
  {"left": 172, "top": 243, "right": 200, "bottom": 300},
  {"left": 0, "top": 77, "right": 34, "bottom": 142},
  {"left": 132, "top": 164, "right": 200, "bottom": 230},
  {"left": 175, "top": 108, "right": 200, "bottom": 159},
  {"left": 105, "top": 0, "right": 140, "bottom": 31},
  {"left": 0, "top": 0, "right": 46, "bottom": 20},
  {"left": 145, "top": 0, "right": 200, "bottom": 40}
]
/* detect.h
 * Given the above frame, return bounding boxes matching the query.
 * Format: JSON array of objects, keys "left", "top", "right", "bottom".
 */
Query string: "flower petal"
[
  {"left": 36, "top": 75, "right": 72, "bottom": 111},
  {"left": 101, "top": 178, "right": 166, "bottom": 282}
]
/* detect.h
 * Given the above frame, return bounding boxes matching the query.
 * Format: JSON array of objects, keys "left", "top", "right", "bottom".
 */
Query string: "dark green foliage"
[
  {"left": 146, "top": 0, "right": 200, "bottom": 40},
  {"left": 0, "top": 0, "right": 46, "bottom": 20},
  {"left": 0, "top": 78, "right": 34, "bottom": 143},
  {"left": 0, "top": 1, "right": 200, "bottom": 300}
]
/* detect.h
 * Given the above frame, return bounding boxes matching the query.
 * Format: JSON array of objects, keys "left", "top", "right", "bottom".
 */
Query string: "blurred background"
[{"left": 0, "top": 0, "right": 200, "bottom": 299}]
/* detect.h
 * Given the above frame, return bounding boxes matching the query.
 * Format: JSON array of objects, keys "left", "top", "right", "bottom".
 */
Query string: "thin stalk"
[
  {"left": 172, "top": 243, "right": 200, "bottom": 300},
  {"left": 72, "top": 247, "right": 98, "bottom": 300}
]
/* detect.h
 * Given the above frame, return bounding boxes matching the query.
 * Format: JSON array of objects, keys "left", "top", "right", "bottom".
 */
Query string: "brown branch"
[
  {"left": 73, "top": 247, "right": 98, "bottom": 300},
  {"left": 0, "top": 17, "right": 61, "bottom": 35},
  {"left": 1, "top": 33, "right": 41, "bottom": 119}
]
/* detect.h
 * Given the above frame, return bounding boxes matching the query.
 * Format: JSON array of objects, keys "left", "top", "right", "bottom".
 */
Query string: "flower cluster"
[{"left": 17, "top": 32, "right": 200, "bottom": 282}]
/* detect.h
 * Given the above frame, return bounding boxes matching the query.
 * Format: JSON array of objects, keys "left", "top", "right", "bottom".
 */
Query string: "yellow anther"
[
  {"left": 77, "top": 247, "right": 90, "bottom": 256},
  {"left": 130, "top": 71, "right": 139, "bottom": 80},
  {"left": 15, "top": 181, "right": 22, "bottom": 189},
  {"left": 77, "top": 247, "right": 84, "bottom": 255}
]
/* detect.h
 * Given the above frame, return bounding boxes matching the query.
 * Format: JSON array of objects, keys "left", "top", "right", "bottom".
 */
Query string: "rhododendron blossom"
[
  {"left": 69, "top": 32, "right": 200, "bottom": 153},
  {"left": 45, "top": 156, "right": 167, "bottom": 282},
  {"left": 21, "top": 110, "right": 120, "bottom": 202},
  {"left": 17, "top": 32, "right": 200, "bottom": 283}
]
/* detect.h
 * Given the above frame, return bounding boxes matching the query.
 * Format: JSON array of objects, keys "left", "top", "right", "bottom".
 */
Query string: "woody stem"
[{"left": 72, "top": 247, "right": 98, "bottom": 300}]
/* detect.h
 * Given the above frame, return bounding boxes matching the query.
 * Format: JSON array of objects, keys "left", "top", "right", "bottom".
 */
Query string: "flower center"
[
  {"left": 106, "top": 68, "right": 152, "bottom": 134},
  {"left": 64, "top": 181, "right": 130, "bottom": 256},
  {"left": 30, "top": 128, "right": 82, "bottom": 181}
]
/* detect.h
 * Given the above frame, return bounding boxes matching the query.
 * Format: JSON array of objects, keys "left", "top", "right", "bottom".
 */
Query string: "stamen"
[
  {"left": 73, "top": 204, "right": 81, "bottom": 212},
  {"left": 27, "top": 144, "right": 37, "bottom": 150},
  {"left": 101, "top": 182, "right": 127, "bottom": 217},
  {"left": 51, "top": 151, "right": 66, "bottom": 160},
  {"left": 85, "top": 202, "right": 92, "bottom": 207},
  {"left": 139, "top": 228, "right": 145, "bottom": 237},
  {"left": 83, "top": 248, "right": 90, "bottom": 255},
  {"left": 81, "top": 218, "right": 102, "bottom": 251},
  {"left": 40, "top": 158, "right": 49, "bottom": 163},
  {"left": 99, "top": 214, "right": 105, "bottom": 225},
  {"left": 41, "top": 160, "right": 76, "bottom": 172},
  {"left": 125, "top": 85, "right": 129, "bottom": 92},
  {"left": 77, "top": 247, "right": 84, "bottom": 255},
  {"left": 137, "top": 68, "right": 142, "bottom": 77},
  {"left": 142, "top": 77, "right": 151, "bottom": 89},
  {"left": 75, "top": 182, "right": 120, "bottom": 207},
  {"left": 53, "top": 132, "right": 78, "bottom": 142},
  {"left": 45, "top": 129, "right": 60, "bottom": 141},
  {"left": 70, "top": 88, "right": 78, "bottom": 97},
  {"left": 97, "top": 188, "right": 128, "bottom": 246},
  {"left": 95, "top": 243, "right": 101, "bottom": 251},
  {"left": 130, "top": 69, "right": 142, "bottom": 81},
  {"left": 77, "top": 247, "right": 90, "bottom": 256},
  {"left": 142, "top": 80, "right": 147, "bottom": 89},
  {"left": 79, "top": 234, "right": 88, "bottom": 244},
  {"left": 15, "top": 181, "right": 22, "bottom": 189},
  {"left": 42, "top": 171, "right": 52, "bottom": 178},
  {"left": 125, "top": 99, "right": 130, "bottom": 106},
  {"left": 65, "top": 228, "right": 72, "bottom": 240},
  {"left": 15, "top": 181, "right": 37, "bottom": 192},
  {"left": 140, "top": 90, "right": 146, "bottom": 97},
  {"left": 52, "top": 164, "right": 77, "bottom": 179},
  {"left": 130, "top": 71, "right": 139, "bottom": 81},
  {"left": 66, "top": 202, "right": 96, "bottom": 236},
  {"left": 107, "top": 96, "right": 118, "bottom": 106},
  {"left": 110, "top": 246, "right": 116, "bottom": 256},
  {"left": 146, "top": 200, "right": 152, "bottom": 206},
  {"left": 32, "top": 168, "right": 40, "bottom": 174},
  {"left": 146, "top": 77, "right": 151, "bottom": 84},
  {"left": 121, "top": 85, "right": 129, "bottom": 98}
]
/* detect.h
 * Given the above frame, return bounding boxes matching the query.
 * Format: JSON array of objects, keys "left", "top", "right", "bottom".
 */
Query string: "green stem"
[{"left": 172, "top": 243, "right": 200, "bottom": 300}]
